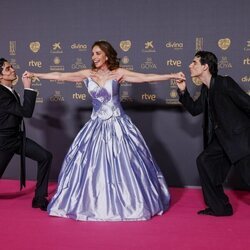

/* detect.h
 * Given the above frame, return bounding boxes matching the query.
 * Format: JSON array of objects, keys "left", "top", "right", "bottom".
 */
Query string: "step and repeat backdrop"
[{"left": 0, "top": 0, "right": 249, "bottom": 187}]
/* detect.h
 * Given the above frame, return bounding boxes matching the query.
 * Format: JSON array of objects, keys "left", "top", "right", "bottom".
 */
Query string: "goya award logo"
[
  {"left": 71, "top": 58, "right": 87, "bottom": 70},
  {"left": 218, "top": 56, "right": 232, "bottom": 69},
  {"left": 141, "top": 57, "right": 157, "bottom": 70},
  {"left": 121, "top": 90, "right": 133, "bottom": 102},
  {"left": 10, "top": 59, "right": 20, "bottom": 70},
  {"left": 50, "top": 91, "right": 65, "bottom": 102},
  {"left": 12, "top": 75, "right": 18, "bottom": 86},
  {"left": 29, "top": 42, "right": 41, "bottom": 53},
  {"left": 170, "top": 89, "right": 178, "bottom": 98},
  {"left": 120, "top": 40, "right": 131, "bottom": 52},
  {"left": 192, "top": 77, "right": 202, "bottom": 86},
  {"left": 35, "top": 90, "right": 44, "bottom": 103},
  {"left": 218, "top": 38, "right": 231, "bottom": 50}
]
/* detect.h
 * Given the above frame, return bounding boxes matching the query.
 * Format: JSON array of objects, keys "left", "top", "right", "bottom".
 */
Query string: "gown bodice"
[{"left": 84, "top": 78, "right": 125, "bottom": 120}]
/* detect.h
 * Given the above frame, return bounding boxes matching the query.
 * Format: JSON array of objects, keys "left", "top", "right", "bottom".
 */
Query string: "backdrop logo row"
[{"left": 7, "top": 37, "right": 250, "bottom": 105}]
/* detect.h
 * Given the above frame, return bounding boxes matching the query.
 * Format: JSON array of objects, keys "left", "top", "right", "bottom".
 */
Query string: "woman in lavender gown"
[{"left": 25, "top": 41, "right": 185, "bottom": 221}]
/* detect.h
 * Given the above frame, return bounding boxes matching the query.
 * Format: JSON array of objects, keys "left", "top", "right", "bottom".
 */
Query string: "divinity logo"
[
  {"left": 241, "top": 76, "right": 250, "bottom": 82},
  {"left": 71, "top": 43, "right": 87, "bottom": 51},
  {"left": 166, "top": 41, "right": 183, "bottom": 50}
]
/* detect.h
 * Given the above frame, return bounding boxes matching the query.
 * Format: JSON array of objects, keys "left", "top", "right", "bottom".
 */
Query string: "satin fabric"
[{"left": 47, "top": 78, "right": 170, "bottom": 221}]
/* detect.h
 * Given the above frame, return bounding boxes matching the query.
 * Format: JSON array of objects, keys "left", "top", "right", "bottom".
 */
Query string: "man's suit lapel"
[
  {"left": 12, "top": 89, "right": 21, "bottom": 104},
  {"left": 0, "top": 84, "right": 20, "bottom": 103}
]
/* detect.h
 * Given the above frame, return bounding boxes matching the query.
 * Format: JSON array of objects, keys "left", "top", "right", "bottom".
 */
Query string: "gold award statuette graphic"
[
  {"left": 120, "top": 40, "right": 131, "bottom": 52},
  {"left": 54, "top": 57, "right": 61, "bottom": 65},
  {"left": 30, "top": 42, "right": 41, "bottom": 53},
  {"left": 192, "top": 77, "right": 202, "bottom": 86},
  {"left": 12, "top": 75, "right": 18, "bottom": 86},
  {"left": 218, "top": 38, "right": 231, "bottom": 50},
  {"left": 170, "top": 89, "right": 178, "bottom": 98},
  {"left": 122, "top": 56, "right": 129, "bottom": 64}
]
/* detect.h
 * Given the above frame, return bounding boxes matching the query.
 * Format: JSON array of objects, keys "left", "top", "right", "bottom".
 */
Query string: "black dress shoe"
[
  {"left": 197, "top": 208, "right": 215, "bottom": 216},
  {"left": 197, "top": 207, "right": 233, "bottom": 217},
  {"left": 32, "top": 197, "right": 49, "bottom": 211}
]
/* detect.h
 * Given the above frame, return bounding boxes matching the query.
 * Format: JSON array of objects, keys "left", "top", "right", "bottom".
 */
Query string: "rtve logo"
[
  {"left": 28, "top": 60, "right": 42, "bottom": 68},
  {"left": 142, "top": 93, "right": 156, "bottom": 101},
  {"left": 72, "top": 93, "right": 86, "bottom": 100},
  {"left": 166, "top": 59, "right": 182, "bottom": 67},
  {"left": 243, "top": 58, "right": 250, "bottom": 65}
]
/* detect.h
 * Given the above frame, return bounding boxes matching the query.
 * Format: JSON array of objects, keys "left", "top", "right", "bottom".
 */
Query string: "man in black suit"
[
  {"left": 177, "top": 51, "right": 250, "bottom": 216},
  {"left": 0, "top": 58, "right": 52, "bottom": 211}
]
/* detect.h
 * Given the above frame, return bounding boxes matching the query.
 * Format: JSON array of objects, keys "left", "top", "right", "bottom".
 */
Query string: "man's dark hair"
[
  {"left": 195, "top": 51, "right": 218, "bottom": 77},
  {"left": 0, "top": 58, "right": 8, "bottom": 75}
]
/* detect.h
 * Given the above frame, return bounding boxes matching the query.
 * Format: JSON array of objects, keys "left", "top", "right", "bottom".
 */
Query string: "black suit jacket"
[
  {"left": 0, "top": 84, "right": 37, "bottom": 151},
  {"left": 179, "top": 75, "right": 250, "bottom": 163}
]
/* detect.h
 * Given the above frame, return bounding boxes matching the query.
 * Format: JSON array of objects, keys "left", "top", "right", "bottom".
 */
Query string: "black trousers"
[
  {"left": 196, "top": 136, "right": 250, "bottom": 214},
  {"left": 0, "top": 137, "right": 52, "bottom": 198}
]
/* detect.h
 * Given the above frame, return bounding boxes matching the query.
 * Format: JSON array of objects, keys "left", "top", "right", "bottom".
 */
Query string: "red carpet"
[{"left": 0, "top": 179, "right": 250, "bottom": 250}]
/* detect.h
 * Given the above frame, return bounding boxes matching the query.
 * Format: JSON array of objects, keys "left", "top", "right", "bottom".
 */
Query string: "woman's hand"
[
  {"left": 171, "top": 72, "right": 186, "bottom": 81},
  {"left": 22, "top": 71, "right": 34, "bottom": 78}
]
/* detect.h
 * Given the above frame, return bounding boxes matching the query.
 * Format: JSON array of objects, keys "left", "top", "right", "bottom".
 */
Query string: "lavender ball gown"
[{"left": 47, "top": 78, "right": 170, "bottom": 221}]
